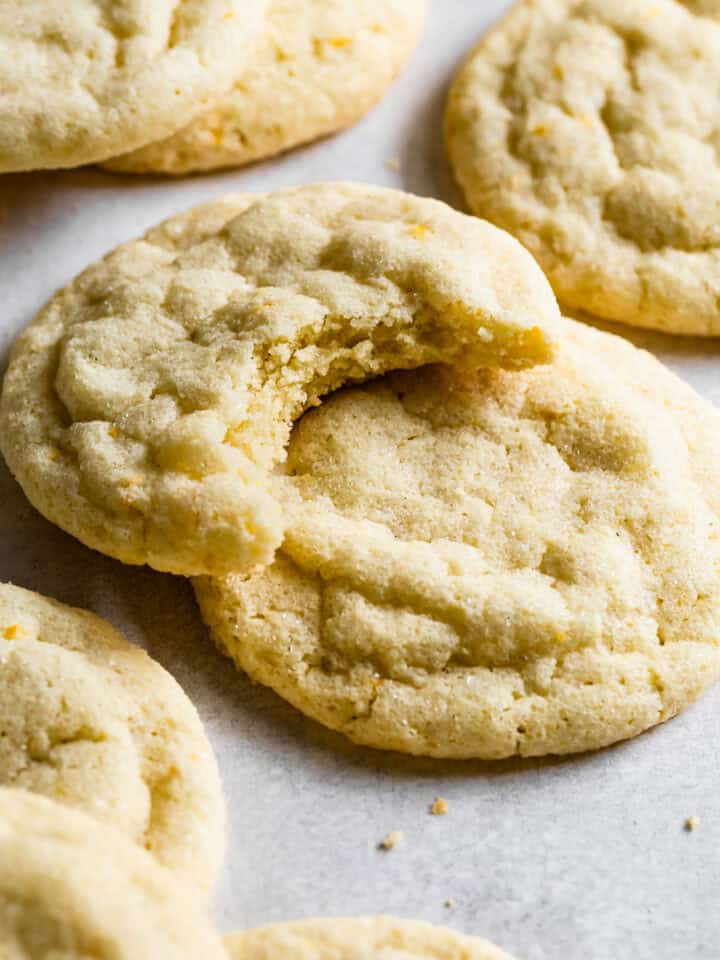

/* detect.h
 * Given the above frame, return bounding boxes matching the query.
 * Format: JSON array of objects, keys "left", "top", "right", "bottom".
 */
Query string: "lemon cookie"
[
  {"left": 0, "top": 582, "right": 224, "bottom": 894},
  {"left": 446, "top": 0, "right": 720, "bottom": 335},
  {"left": 0, "top": 0, "right": 267, "bottom": 172},
  {"left": 104, "top": 0, "right": 427, "bottom": 175},
  {"left": 0, "top": 183, "right": 560, "bottom": 577},
  {"left": 0, "top": 789, "right": 226, "bottom": 960},
  {"left": 196, "top": 318, "right": 720, "bottom": 758},
  {"left": 225, "top": 917, "right": 515, "bottom": 959}
]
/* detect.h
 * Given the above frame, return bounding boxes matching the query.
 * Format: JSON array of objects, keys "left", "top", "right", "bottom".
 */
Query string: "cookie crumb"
[
  {"left": 430, "top": 796, "right": 449, "bottom": 816},
  {"left": 685, "top": 815, "right": 700, "bottom": 832},
  {"left": 3, "top": 624, "right": 27, "bottom": 640},
  {"left": 379, "top": 830, "right": 403, "bottom": 851},
  {"left": 385, "top": 156, "right": 401, "bottom": 172}
]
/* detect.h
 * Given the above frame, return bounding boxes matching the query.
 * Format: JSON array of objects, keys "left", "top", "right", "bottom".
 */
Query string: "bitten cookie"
[
  {"left": 104, "top": 0, "right": 427, "bottom": 174},
  {"left": 0, "top": 582, "right": 224, "bottom": 895},
  {"left": 225, "top": 917, "right": 515, "bottom": 960},
  {"left": 0, "top": 0, "right": 267, "bottom": 172},
  {"left": 0, "top": 789, "right": 227, "bottom": 960},
  {"left": 0, "top": 183, "right": 559, "bottom": 577},
  {"left": 446, "top": 0, "right": 720, "bottom": 335},
  {"left": 196, "top": 318, "right": 720, "bottom": 758}
]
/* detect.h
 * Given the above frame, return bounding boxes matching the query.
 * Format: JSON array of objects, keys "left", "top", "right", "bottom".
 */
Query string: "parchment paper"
[{"left": 1, "top": 4, "right": 718, "bottom": 957}]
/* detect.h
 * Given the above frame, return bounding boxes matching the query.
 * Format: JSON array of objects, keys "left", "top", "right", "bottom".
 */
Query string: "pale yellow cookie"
[
  {"left": 446, "top": 0, "right": 720, "bottom": 335},
  {"left": 225, "top": 917, "right": 515, "bottom": 960},
  {"left": 0, "top": 0, "right": 267, "bottom": 172},
  {"left": 0, "top": 183, "right": 560, "bottom": 577},
  {"left": 196, "top": 318, "right": 720, "bottom": 758},
  {"left": 0, "top": 582, "right": 224, "bottom": 895},
  {"left": 0, "top": 789, "right": 226, "bottom": 960},
  {"left": 104, "top": 0, "right": 427, "bottom": 175}
]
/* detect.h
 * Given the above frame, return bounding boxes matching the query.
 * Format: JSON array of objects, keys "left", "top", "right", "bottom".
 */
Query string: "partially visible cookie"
[
  {"left": 0, "top": 183, "right": 560, "bottom": 577},
  {"left": 446, "top": 0, "right": 720, "bottom": 335},
  {"left": 104, "top": 0, "right": 427, "bottom": 175},
  {"left": 225, "top": 917, "right": 515, "bottom": 959},
  {"left": 0, "top": 789, "right": 226, "bottom": 960},
  {"left": 196, "top": 318, "right": 720, "bottom": 758},
  {"left": 0, "top": 582, "right": 224, "bottom": 895},
  {"left": 0, "top": 0, "right": 267, "bottom": 172}
]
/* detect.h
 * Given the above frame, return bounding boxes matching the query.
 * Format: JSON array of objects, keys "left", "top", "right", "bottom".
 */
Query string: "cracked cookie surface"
[
  {"left": 196, "top": 318, "right": 720, "bottom": 758},
  {"left": 0, "top": 789, "right": 226, "bottom": 960},
  {"left": 0, "top": 0, "right": 266, "bottom": 172},
  {"left": 104, "top": 0, "right": 426, "bottom": 174},
  {"left": 0, "top": 183, "right": 559, "bottom": 577},
  {"left": 0, "top": 583, "right": 224, "bottom": 894},
  {"left": 446, "top": 0, "right": 720, "bottom": 335},
  {"left": 225, "top": 917, "right": 514, "bottom": 960}
]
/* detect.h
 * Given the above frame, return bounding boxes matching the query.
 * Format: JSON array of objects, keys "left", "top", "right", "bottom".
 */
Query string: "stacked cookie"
[
  {"left": 3, "top": 180, "right": 719, "bottom": 767},
  {"left": 0, "top": 0, "right": 426, "bottom": 174},
  {"left": 0, "top": 583, "right": 226, "bottom": 956},
  {"left": 0, "top": 581, "right": 513, "bottom": 957},
  {"left": 0, "top": 583, "right": 224, "bottom": 892}
]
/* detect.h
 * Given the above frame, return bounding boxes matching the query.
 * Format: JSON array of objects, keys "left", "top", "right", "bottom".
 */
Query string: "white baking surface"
[{"left": 1, "top": 3, "right": 720, "bottom": 958}]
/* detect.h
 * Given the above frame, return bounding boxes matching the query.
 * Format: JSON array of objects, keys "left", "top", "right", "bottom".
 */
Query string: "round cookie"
[
  {"left": 0, "top": 183, "right": 560, "bottom": 578},
  {"left": 0, "top": 789, "right": 226, "bottom": 960},
  {"left": 195, "top": 318, "right": 720, "bottom": 759},
  {"left": 225, "top": 918, "right": 515, "bottom": 959},
  {"left": 0, "top": 582, "right": 224, "bottom": 895},
  {"left": 104, "top": 0, "right": 427, "bottom": 175},
  {"left": 0, "top": 0, "right": 267, "bottom": 172},
  {"left": 445, "top": 0, "right": 720, "bottom": 335}
]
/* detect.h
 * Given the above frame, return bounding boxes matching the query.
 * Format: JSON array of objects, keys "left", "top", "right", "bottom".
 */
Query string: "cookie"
[
  {"left": 224, "top": 917, "right": 514, "bottom": 960},
  {"left": 0, "top": 789, "right": 226, "bottom": 960},
  {"left": 445, "top": 0, "right": 720, "bottom": 335},
  {"left": 195, "top": 318, "right": 720, "bottom": 758},
  {"left": 0, "top": 582, "right": 224, "bottom": 895},
  {"left": 104, "top": 0, "right": 427, "bottom": 175},
  {"left": 0, "top": 0, "right": 267, "bottom": 172},
  {"left": 0, "top": 183, "right": 560, "bottom": 577}
]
